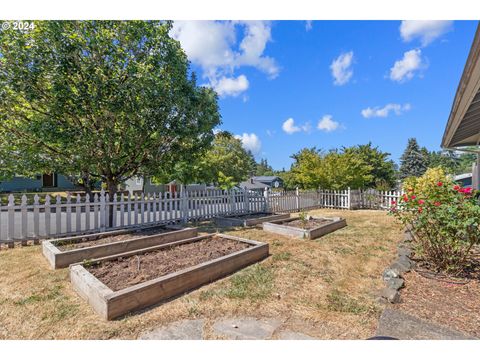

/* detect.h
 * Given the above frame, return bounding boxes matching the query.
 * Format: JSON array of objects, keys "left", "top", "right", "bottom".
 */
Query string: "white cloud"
[
  {"left": 170, "top": 21, "right": 279, "bottom": 97},
  {"left": 211, "top": 75, "right": 249, "bottom": 98},
  {"left": 361, "top": 103, "right": 412, "bottom": 118},
  {"left": 282, "top": 118, "right": 311, "bottom": 134},
  {"left": 389, "top": 49, "right": 425, "bottom": 82},
  {"left": 234, "top": 133, "right": 262, "bottom": 154},
  {"left": 305, "top": 21, "right": 313, "bottom": 31},
  {"left": 317, "top": 115, "right": 340, "bottom": 132},
  {"left": 330, "top": 51, "right": 354, "bottom": 86},
  {"left": 400, "top": 21, "right": 453, "bottom": 46}
]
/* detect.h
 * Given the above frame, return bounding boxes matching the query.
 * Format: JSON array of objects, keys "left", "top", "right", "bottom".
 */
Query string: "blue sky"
[{"left": 171, "top": 20, "right": 478, "bottom": 170}]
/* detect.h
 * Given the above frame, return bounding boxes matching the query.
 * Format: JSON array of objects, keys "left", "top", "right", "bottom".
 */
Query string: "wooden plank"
[
  {"left": 33, "top": 194, "right": 40, "bottom": 244},
  {"left": 20, "top": 195, "right": 27, "bottom": 245},
  {"left": 45, "top": 226, "right": 198, "bottom": 269}
]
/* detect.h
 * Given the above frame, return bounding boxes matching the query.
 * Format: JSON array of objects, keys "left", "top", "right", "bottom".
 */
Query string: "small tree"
[{"left": 398, "top": 138, "right": 428, "bottom": 179}]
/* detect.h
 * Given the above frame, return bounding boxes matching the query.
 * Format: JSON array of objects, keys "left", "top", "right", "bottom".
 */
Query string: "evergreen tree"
[{"left": 399, "top": 138, "right": 428, "bottom": 179}]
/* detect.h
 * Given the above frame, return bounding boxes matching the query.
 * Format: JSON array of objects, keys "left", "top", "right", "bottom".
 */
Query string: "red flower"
[
  {"left": 403, "top": 194, "right": 409, "bottom": 202},
  {"left": 418, "top": 199, "right": 425, "bottom": 205},
  {"left": 434, "top": 201, "right": 441, "bottom": 206},
  {"left": 391, "top": 200, "right": 396, "bottom": 205},
  {"left": 453, "top": 185, "right": 460, "bottom": 191},
  {"left": 464, "top": 187, "right": 473, "bottom": 194},
  {"left": 437, "top": 181, "right": 443, "bottom": 187},
  {"left": 418, "top": 207, "right": 423, "bottom": 213},
  {"left": 411, "top": 195, "right": 416, "bottom": 200}
]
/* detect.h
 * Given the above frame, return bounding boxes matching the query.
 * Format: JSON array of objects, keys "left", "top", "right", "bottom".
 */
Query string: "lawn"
[{"left": 0, "top": 209, "right": 402, "bottom": 339}]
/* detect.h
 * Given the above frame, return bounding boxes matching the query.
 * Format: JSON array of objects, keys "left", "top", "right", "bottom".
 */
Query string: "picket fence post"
[
  {"left": 243, "top": 187, "right": 249, "bottom": 213},
  {"left": 263, "top": 187, "right": 269, "bottom": 212},
  {"left": 99, "top": 189, "right": 106, "bottom": 231},
  {"left": 181, "top": 187, "right": 188, "bottom": 223},
  {"left": 295, "top": 187, "right": 300, "bottom": 211},
  {"left": 347, "top": 187, "right": 351, "bottom": 209}
]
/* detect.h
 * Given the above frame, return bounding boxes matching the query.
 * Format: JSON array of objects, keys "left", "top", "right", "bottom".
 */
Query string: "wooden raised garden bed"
[
  {"left": 263, "top": 216, "right": 346, "bottom": 240},
  {"left": 43, "top": 224, "right": 197, "bottom": 269},
  {"left": 214, "top": 212, "right": 290, "bottom": 227},
  {"left": 70, "top": 234, "right": 269, "bottom": 320}
]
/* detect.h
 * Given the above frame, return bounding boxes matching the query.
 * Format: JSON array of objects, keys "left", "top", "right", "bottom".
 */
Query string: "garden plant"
[{"left": 390, "top": 167, "right": 480, "bottom": 274}]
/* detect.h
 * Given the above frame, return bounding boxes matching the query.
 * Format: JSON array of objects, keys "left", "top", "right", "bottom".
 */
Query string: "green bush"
[{"left": 390, "top": 167, "right": 480, "bottom": 273}]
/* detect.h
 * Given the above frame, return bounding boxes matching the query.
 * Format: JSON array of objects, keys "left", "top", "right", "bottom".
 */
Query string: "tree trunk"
[{"left": 106, "top": 178, "right": 118, "bottom": 227}]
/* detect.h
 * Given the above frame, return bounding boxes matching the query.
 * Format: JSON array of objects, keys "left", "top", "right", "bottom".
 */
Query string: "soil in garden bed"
[
  {"left": 87, "top": 236, "right": 252, "bottom": 291},
  {"left": 57, "top": 227, "right": 172, "bottom": 251},
  {"left": 225, "top": 212, "right": 276, "bottom": 220},
  {"left": 284, "top": 218, "right": 332, "bottom": 230}
]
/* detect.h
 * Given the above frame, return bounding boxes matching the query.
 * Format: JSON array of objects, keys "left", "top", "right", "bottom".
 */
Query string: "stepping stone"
[
  {"left": 276, "top": 330, "right": 317, "bottom": 340},
  {"left": 213, "top": 317, "right": 282, "bottom": 340},
  {"left": 139, "top": 319, "right": 204, "bottom": 340},
  {"left": 376, "top": 309, "right": 477, "bottom": 340}
]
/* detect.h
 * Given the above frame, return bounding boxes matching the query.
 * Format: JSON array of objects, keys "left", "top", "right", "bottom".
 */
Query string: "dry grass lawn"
[{"left": 0, "top": 209, "right": 402, "bottom": 339}]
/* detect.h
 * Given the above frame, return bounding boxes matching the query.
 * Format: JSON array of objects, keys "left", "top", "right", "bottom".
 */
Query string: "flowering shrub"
[{"left": 390, "top": 167, "right": 480, "bottom": 273}]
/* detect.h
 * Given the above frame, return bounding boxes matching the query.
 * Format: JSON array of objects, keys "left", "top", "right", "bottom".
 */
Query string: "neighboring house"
[
  {"left": 124, "top": 176, "right": 208, "bottom": 194},
  {"left": 238, "top": 176, "right": 284, "bottom": 192},
  {"left": 0, "top": 173, "right": 77, "bottom": 193},
  {"left": 442, "top": 23, "right": 480, "bottom": 189},
  {"left": 454, "top": 173, "right": 473, "bottom": 187}
]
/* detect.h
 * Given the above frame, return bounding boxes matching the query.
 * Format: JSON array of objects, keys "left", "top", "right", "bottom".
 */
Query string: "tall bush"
[{"left": 390, "top": 167, "right": 480, "bottom": 273}]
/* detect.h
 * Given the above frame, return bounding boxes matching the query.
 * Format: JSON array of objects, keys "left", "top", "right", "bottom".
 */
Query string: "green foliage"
[
  {"left": 255, "top": 158, "right": 274, "bottom": 176},
  {"left": 0, "top": 21, "right": 221, "bottom": 193},
  {"left": 298, "top": 211, "right": 309, "bottom": 229},
  {"left": 398, "top": 138, "right": 428, "bottom": 179},
  {"left": 342, "top": 142, "right": 396, "bottom": 189},
  {"left": 288, "top": 147, "right": 374, "bottom": 190},
  {"left": 391, "top": 167, "right": 480, "bottom": 273},
  {"left": 217, "top": 171, "right": 237, "bottom": 190}
]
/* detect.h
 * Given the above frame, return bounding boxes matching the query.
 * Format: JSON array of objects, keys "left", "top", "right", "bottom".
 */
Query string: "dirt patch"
[
  {"left": 56, "top": 227, "right": 172, "bottom": 251},
  {"left": 284, "top": 218, "right": 332, "bottom": 230},
  {"left": 87, "top": 236, "right": 252, "bottom": 291},
  {"left": 396, "top": 268, "right": 480, "bottom": 338},
  {"left": 225, "top": 213, "right": 276, "bottom": 220}
]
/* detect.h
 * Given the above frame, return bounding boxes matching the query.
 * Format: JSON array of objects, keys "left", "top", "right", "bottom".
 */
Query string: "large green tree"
[
  {"left": 0, "top": 21, "right": 221, "bottom": 195},
  {"left": 288, "top": 147, "right": 374, "bottom": 190},
  {"left": 342, "top": 142, "right": 396, "bottom": 189},
  {"left": 398, "top": 138, "right": 428, "bottom": 179}
]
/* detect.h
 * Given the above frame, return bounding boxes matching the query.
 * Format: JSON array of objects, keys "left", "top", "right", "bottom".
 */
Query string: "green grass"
[
  {"left": 325, "top": 289, "right": 372, "bottom": 314},
  {"left": 225, "top": 264, "right": 274, "bottom": 301},
  {"left": 272, "top": 251, "right": 292, "bottom": 262}
]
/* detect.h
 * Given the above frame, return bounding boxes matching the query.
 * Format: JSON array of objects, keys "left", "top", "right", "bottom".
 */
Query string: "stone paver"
[
  {"left": 139, "top": 319, "right": 204, "bottom": 340},
  {"left": 276, "top": 330, "right": 317, "bottom": 340},
  {"left": 376, "top": 308, "right": 478, "bottom": 340},
  {"left": 212, "top": 317, "right": 283, "bottom": 340}
]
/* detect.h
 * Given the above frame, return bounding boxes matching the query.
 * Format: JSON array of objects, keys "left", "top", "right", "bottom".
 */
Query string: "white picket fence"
[
  {"left": 0, "top": 188, "right": 403, "bottom": 246},
  {"left": 266, "top": 189, "right": 351, "bottom": 213}
]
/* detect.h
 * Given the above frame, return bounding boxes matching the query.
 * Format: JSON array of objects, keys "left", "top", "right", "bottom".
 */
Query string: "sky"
[{"left": 170, "top": 20, "right": 478, "bottom": 170}]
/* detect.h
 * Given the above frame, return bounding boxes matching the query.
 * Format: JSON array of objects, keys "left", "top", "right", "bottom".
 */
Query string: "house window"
[{"left": 135, "top": 177, "right": 142, "bottom": 185}]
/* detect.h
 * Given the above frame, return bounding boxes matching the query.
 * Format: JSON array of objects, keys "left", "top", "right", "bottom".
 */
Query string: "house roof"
[
  {"left": 442, "top": 23, "right": 480, "bottom": 148},
  {"left": 238, "top": 180, "right": 270, "bottom": 190},
  {"left": 252, "top": 176, "right": 281, "bottom": 182}
]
